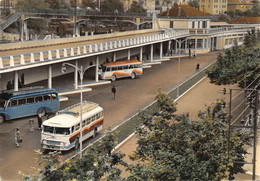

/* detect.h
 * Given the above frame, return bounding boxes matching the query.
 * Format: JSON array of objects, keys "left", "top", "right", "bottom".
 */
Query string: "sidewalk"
[{"left": 115, "top": 77, "right": 260, "bottom": 180}]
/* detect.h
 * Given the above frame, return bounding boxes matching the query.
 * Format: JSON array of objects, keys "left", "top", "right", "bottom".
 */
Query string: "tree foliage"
[
  {"left": 188, "top": 0, "right": 200, "bottom": 9},
  {"left": 82, "top": 0, "right": 97, "bottom": 9},
  {"left": 16, "top": 0, "right": 50, "bottom": 11},
  {"left": 101, "top": 0, "right": 124, "bottom": 13},
  {"left": 207, "top": 29, "right": 260, "bottom": 88},
  {"left": 44, "top": 0, "right": 68, "bottom": 9},
  {"left": 21, "top": 131, "right": 126, "bottom": 180},
  {"left": 127, "top": 90, "right": 250, "bottom": 180},
  {"left": 128, "top": 1, "right": 146, "bottom": 14}
]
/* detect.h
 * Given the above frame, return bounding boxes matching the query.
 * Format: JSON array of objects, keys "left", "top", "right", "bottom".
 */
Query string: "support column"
[
  {"left": 74, "top": 60, "right": 78, "bottom": 89},
  {"left": 202, "top": 39, "right": 205, "bottom": 49},
  {"left": 150, "top": 44, "right": 153, "bottom": 62},
  {"left": 76, "top": 23, "right": 80, "bottom": 37},
  {"left": 14, "top": 71, "right": 18, "bottom": 91},
  {"left": 95, "top": 56, "right": 99, "bottom": 82},
  {"left": 140, "top": 46, "right": 143, "bottom": 62},
  {"left": 128, "top": 49, "right": 131, "bottom": 60},
  {"left": 160, "top": 42, "right": 163, "bottom": 59},
  {"left": 195, "top": 38, "right": 197, "bottom": 52},
  {"left": 175, "top": 41, "right": 177, "bottom": 53},
  {"left": 113, "top": 52, "right": 116, "bottom": 62},
  {"left": 48, "top": 65, "right": 52, "bottom": 88},
  {"left": 185, "top": 39, "right": 187, "bottom": 51},
  {"left": 24, "top": 21, "right": 29, "bottom": 41},
  {"left": 168, "top": 41, "right": 171, "bottom": 55},
  {"left": 20, "top": 19, "right": 24, "bottom": 42}
]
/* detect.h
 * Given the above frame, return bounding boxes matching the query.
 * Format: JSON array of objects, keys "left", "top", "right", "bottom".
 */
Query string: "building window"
[
  {"left": 202, "top": 21, "right": 207, "bottom": 28},
  {"left": 198, "top": 21, "right": 200, "bottom": 28},
  {"left": 214, "top": 0, "right": 218, "bottom": 3},
  {"left": 170, "top": 21, "right": 173, "bottom": 28},
  {"left": 192, "top": 21, "right": 195, "bottom": 28}
]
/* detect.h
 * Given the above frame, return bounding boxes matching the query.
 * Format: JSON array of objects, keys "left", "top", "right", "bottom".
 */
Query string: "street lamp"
[
  {"left": 176, "top": 39, "right": 186, "bottom": 97},
  {"left": 61, "top": 62, "right": 96, "bottom": 158}
]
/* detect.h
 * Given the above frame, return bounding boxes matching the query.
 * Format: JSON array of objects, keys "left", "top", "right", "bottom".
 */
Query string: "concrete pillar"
[
  {"left": 77, "top": 47, "right": 81, "bottom": 55},
  {"left": 20, "top": 19, "right": 24, "bottom": 42},
  {"left": 105, "top": 42, "right": 108, "bottom": 50},
  {"left": 212, "top": 37, "right": 215, "bottom": 50},
  {"left": 202, "top": 39, "right": 205, "bottom": 49},
  {"left": 56, "top": 50, "right": 60, "bottom": 59},
  {"left": 118, "top": 40, "right": 121, "bottom": 47},
  {"left": 74, "top": 60, "right": 78, "bottom": 89},
  {"left": 14, "top": 71, "right": 18, "bottom": 91},
  {"left": 195, "top": 38, "right": 197, "bottom": 52},
  {"left": 64, "top": 49, "right": 68, "bottom": 57},
  {"left": 160, "top": 42, "right": 163, "bottom": 59},
  {"left": 175, "top": 41, "right": 177, "bottom": 54},
  {"left": 128, "top": 49, "right": 131, "bottom": 60},
  {"left": 10, "top": 56, "right": 14, "bottom": 66},
  {"left": 99, "top": 43, "right": 103, "bottom": 51},
  {"left": 76, "top": 24, "right": 80, "bottom": 37},
  {"left": 0, "top": 57, "right": 3, "bottom": 68},
  {"left": 48, "top": 65, "right": 52, "bottom": 88},
  {"left": 83, "top": 46, "right": 87, "bottom": 54},
  {"left": 71, "top": 48, "right": 75, "bottom": 56},
  {"left": 140, "top": 46, "right": 143, "bottom": 62},
  {"left": 89, "top": 45, "right": 93, "bottom": 53},
  {"left": 150, "top": 44, "right": 153, "bottom": 62},
  {"left": 113, "top": 52, "right": 116, "bottom": 61},
  {"left": 30, "top": 53, "right": 35, "bottom": 63},
  {"left": 95, "top": 56, "right": 99, "bottom": 82},
  {"left": 185, "top": 39, "right": 187, "bottom": 51},
  {"left": 94, "top": 44, "right": 98, "bottom": 52},
  {"left": 20, "top": 54, "right": 25, "bottom": 64},
  {"left": 24, "top": 21, "right": 29, "bottom": 41},
  {"left": 48, "top": 51, "right": 52, "bottom": 60}
]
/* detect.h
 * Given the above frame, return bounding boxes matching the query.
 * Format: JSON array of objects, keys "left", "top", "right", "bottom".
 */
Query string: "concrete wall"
[{"left": 0, "top": 29, "right": 155, "bottom": 51}]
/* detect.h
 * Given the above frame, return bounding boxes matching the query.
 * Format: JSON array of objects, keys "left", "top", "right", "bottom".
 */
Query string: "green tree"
[
  {"left": 101, "top": 0, "right": 124, "bottom": 13},
  {"left": 44, "top": 0, "right": 67, "bottom": 9},
  {"left": 16, "top": 0, "right": 50, "bottom": 11},
  {"left": 207, "top": 29, "right": 260, "bottom": 87},
  {"left": 21, "top": 131, "right": 126, "bottom": 180},
  {"left": 82, "top": 0, "right": 96, "bottom": 9},
  {"left": 188, "top": 0, "right": 199, "bottom": 9},
  {"left": 127, "top": 90, "right": 250, "bottom": 180},
  {"left": 128, "top": 1, "right": 146, "bottom": 13}
]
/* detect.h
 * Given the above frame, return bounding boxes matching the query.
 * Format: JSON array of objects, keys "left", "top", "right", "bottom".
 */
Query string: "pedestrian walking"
[
  {"left": 196, "top": 63, "right": 200, "bottom": 71},
  {"left": 29, "top": 119, "right": 34, "bottom": 132},
  {"left": 37, "top": 115, "right": 42, "bottom": 130},
  {"left": 193, "top": 51, "right": 196, "bottom": 58},
  {"left": 111, "top": 85, "right": 116, "bottom": 99},
  {"left": 15, "top": 128, "right": 22, "bottom": 147}
]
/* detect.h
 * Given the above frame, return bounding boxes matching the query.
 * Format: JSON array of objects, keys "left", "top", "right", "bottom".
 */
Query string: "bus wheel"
[
  {"left": 0, "top": 115, "right": 5, "bottom": 124},
  {"left": 74, "top": 137, "right": 79, "bottom": 149},
  {"left": 38, "top": 108, "right": 46, "bottom": 117},
  {"left": 111, "top": 75, "right": 116, "bottom": 82},
  {"left": 131, "top": 72, "right": 136, "bottom": 79}
]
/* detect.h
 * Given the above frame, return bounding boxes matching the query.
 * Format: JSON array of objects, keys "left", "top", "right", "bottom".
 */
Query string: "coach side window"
[
  {"left": 18, "top": 98, "right": 26, "bottom": 105},
  {"left": 51, "top": 93, "right": 57, "bottom": 100},
  {"left": 75, "top": 123, "right": 80, "bottom": 131},
  {"left": 11, "top": 99, "right": 18, "bottom": 106},
  {"left": 44, "top": 94, "right": 51, "bottom": 101},
  {"left": 35, "top": 96, "right": 43, "bottom": 102},
  {"left": 27, "top": 97, "right": 35, "bottom": 104}
]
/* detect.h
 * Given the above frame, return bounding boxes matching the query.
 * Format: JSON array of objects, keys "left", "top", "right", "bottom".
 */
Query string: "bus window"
[
  {"left": 11, "top": 100, "right": 18, "bottom": 106},
  {"left": 106, "top": 67, "right": 111, "bottom": 72},
  {"left": 118, "top": 66, "right": 122, "bottom": 70},
  {"left": 134, "top": 64, "right": 139, "bottom": 68},
  {"left": 43, "top": 126, "right": 54, "bottom": 133},
  {"left": 87, "top": 118, "right": 91, "bottom": 125},
  {"left": 51, "top": 94, "right": 57, "bottom": 100},
  {"left": 71, "top": 126, "right": 74, "bottom": 133},
  {"left": 44, "top": 94, "right": 51, "bottom": 101},
  {"left": 83, "top": 120, "right": 86, "bottom": 127},
  {"left": 18, "top": 99, "right": 26, "bottom": 105},
  {"left": 27, "top": 97, "right": 35, "bottom": 104},
  {"left": 75, "top": 123, "right": 80, "bottom": 131},
  {"left": 130, "top": 65, "right": 134, "bottom": 69},
  {"left": 55, "top": 127, "right": 70, "bottom": 135},
  {"left": 35, "top": 96, "right": 43, "bottom": 102},
  {"left": 112, "top": 67, "right": 117, "bottom": 71}
]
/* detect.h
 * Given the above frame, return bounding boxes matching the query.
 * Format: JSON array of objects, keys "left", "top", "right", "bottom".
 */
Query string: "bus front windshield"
[{"left": 43, "top": 126, "right": 70, "bottom": 135}]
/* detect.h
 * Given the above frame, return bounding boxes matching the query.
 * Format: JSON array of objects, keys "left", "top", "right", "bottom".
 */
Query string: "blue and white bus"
[{"left": 0, "top": 87, "right": 60, "bottom": 123}]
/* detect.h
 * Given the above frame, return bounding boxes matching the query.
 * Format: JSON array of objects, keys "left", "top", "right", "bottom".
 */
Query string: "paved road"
[
  {"left": 0, "top": 52, "right": 218, "bottom": 180},
  {"left": 115, "top": 77, "right": 260, "bottom": 180}
]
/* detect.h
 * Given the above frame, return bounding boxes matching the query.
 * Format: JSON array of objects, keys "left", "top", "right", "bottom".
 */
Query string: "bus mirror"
[{"left": 61, "top": 65, "right": 67, "bottom": 73}]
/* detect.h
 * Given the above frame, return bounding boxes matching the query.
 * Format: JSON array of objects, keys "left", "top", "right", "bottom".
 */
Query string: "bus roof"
[
  {"left": 58, "top": 101, "right": 100, "bottom": 117},
  {"left": 0, "top": 87, "right": 57, "bottom": 99},
  {"left": 103, "top": 59, "right": 141, "bottom": 67},
  {"left": 43, "top": 101, "right": 103, "bottom": 127}
]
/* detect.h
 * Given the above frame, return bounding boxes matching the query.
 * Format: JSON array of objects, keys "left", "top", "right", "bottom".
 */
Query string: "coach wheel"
[
  {"left": 38, "top": 108, "right": 46, "bottom": 117},
  {"left": 74, "top": 137, "right": 79, "bottom": 150},
  {"left": 131, "top": 72, "right": 136, "bottom": 79},
  {"left": 0, "top": 115, "right": 5, "bottom": 124},
  {"left": 111, "top": 75, "right": 116, "bottom": 82}
]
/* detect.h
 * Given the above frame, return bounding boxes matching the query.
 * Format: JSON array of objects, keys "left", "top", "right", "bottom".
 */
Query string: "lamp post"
[
  {"left": 61, "top": 63, "right": 96, "bottom": 158},
  {"left": 176, "top": 39, "right": 186, "bottom": 97}
]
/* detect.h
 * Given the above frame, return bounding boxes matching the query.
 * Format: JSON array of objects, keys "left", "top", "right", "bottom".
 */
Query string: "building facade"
[
  {"left": 200, "top": 0, "right": 228, "bottom": 14},
  {"left": 227, "top": 0, "right": 253, "bottom": 12}
]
